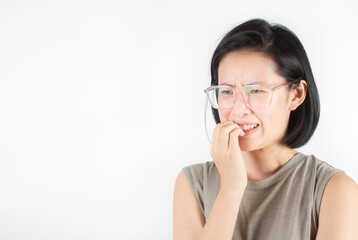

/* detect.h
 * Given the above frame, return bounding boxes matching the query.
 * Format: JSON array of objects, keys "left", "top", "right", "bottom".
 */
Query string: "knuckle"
[
  {"left": 230, "top": 128, "right": 240, "bottom": 135},
  {"left": 218, "top": 121, "right": 232, "bottom": 127},
  {"left": 217, "top": 122, "right": 226, "bottom": 128},
  {"left": 221, "top": 124, "right": 234, "bottom": 133}
]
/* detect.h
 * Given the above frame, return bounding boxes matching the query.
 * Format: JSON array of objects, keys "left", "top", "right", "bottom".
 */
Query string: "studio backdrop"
[{"left": 0, "top": 0, "right": 357, "bottom": 239}]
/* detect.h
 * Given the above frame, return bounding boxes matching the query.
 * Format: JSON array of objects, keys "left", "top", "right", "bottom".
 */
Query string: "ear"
[{"left": 289, "top": 80, "right": 307, "bottom": 111}]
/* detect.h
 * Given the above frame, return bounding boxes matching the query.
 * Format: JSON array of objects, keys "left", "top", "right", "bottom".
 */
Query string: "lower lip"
[{"left": 242, "top": 125, "right": 259, "bottom": 136}]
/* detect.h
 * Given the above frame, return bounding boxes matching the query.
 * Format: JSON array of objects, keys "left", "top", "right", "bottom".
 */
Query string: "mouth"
[
  {"left": 238, "top": 123, "right": 259, "bottom": 130},
  {"left": 237, "top": 123, "right": 259, "bottom": 135}
]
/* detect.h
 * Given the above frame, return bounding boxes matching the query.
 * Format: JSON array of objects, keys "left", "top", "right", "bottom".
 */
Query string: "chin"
[{"left": 238, "top": 141, "right": 259, "bottom": 152}]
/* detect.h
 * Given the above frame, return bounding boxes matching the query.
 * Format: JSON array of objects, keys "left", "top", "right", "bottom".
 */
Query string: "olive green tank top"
[{"left": 182, "top": 152, "right": 343, "bottom": 240}]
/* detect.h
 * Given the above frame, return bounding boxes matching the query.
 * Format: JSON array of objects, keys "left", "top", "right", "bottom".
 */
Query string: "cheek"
[
  {"left": 265, "top": 106, "right": 291, "bottom": 137},
  {"left": 258, "top": 107, "right": 286, "bottom": 130},
  {"left": 269, "top": 94, "right": 291, "bottom": 122},
  {"left": 218, "top": 109, "right": 230, "bottom": 122}
]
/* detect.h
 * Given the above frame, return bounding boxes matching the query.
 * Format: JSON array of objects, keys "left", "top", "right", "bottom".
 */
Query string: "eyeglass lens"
[{"left": 207, "top": 86, "right": 271, "bottom": 109}]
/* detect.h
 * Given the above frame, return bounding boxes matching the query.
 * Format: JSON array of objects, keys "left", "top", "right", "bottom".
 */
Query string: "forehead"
[{"left": 218, "top": 50, "right": 282, "bottom": 86}]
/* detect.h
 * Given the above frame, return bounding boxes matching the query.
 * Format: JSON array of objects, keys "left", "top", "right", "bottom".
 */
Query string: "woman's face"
[{"left": 217, "top": 50, "right": 296, "bottom": 152}]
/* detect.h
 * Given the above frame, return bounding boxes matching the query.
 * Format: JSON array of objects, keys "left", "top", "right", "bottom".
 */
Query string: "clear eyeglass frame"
[{"left": 204, "top": 82, "right": 290, "bottom": 110}]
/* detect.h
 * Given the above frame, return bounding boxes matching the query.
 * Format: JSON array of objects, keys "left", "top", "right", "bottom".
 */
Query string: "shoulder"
[
  {"left": 325, "top": 171, "right": 358, "bottom": 190},
  {"left": 182, "top": 161, "right": 218, "bottom": 181},
  {"left": 179, "top": 161, "right": 221, "bottom": 214},
  {"left": 322, "top": 172, "right": 358, "bottom": 205},
  {"left": 306, "top": 153, "right": 338, "bottom": 174},
  {"left": 174, "top": 162, "right": 216, "bottom": 220},
  {"left": 295, "top": 154, "right": 352, "bottom": 220},
  {"left": 180, "top": 161, "right": 217, "bottom": 192},
  {"left": 321, "top": 172, "right": 358, "bottom": 206},
  {"left": 182, "top": 161, "right": 216, "bottom": 171},
  {"left": 302, "top": 153, "right": 343, "bottom": 187},
  {"left": 316, "top": 172, "right": 358, "bottom": 239},
  {"left": 295, "top": 153, "right": 342, "bottom": 189}
]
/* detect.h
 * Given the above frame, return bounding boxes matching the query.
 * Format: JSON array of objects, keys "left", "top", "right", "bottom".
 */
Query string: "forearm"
[{"left": 198, "top": 187, "right": 245, "bottom": 240}]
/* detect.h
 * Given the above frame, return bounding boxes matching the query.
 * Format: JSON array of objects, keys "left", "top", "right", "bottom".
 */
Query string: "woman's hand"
[{"left": 210, "top": 120, "right": 248, "bottom": 192}]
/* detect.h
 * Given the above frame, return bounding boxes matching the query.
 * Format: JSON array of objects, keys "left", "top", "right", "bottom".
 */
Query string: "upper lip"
[{"left": 234, "top": 122, "right": 259, "bottom": 126}]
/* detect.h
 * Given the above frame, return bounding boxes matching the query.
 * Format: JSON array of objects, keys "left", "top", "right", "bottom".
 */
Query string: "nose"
[{"left": 230, "top": 91, "right": 251, "bottom": 117}]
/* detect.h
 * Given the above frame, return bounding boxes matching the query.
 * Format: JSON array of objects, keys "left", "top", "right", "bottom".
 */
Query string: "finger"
[
  {"left": 212, "top": 121, "right": 234, "bottom": 145},
  {"left": 229, "top": 127, "right": 244, "bottom": 151},
  {"left": 216, "top": 123, "right": 239, "bottom": 153},
  {"left": 219, "top": 122, "right": 240, "bottom": 144},
  {"left": 211, "top": 121, "right": 235, "bottom": 157}
]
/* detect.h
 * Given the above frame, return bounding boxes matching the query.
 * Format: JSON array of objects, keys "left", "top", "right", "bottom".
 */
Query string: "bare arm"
[
  {"left": 174, "top": 121, "right": 247, "bottom": 240},
  {"left": 173, "top": 170, "right": 246, "bottom": 240},
  {"left": 198, "top": 186, "right": 245, "bottom": 240},
  {"left": 173, "top": 170, "right": 205, "bottom": 240},
  {"left": 315, "top": 172, "right": 358, "bottom": 240}
]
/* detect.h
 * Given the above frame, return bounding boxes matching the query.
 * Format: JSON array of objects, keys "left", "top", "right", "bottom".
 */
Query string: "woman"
[{"left": 173, "top": 19, "right": 358, "bottom": 240}]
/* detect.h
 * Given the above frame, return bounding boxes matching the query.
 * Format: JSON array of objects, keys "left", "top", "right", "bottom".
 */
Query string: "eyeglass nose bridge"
[{"left": 232, "top": 87, "right": 251, "bottom": 109}]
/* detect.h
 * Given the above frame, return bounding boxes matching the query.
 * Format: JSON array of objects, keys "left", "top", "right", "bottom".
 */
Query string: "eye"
[
  {"left": 249, "top": 88, "right": 263, "bottom": 94},
  {"left": 217, "top": 86, "right": 234, "bottom": 95},
  {"left": 221, "top": 89, "right": 233, "bottom": 95}
]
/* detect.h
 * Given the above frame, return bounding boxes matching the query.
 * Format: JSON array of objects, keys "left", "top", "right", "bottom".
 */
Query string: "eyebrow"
[{"left": 220, "top": 81, "right": 265, "bottom": 86}]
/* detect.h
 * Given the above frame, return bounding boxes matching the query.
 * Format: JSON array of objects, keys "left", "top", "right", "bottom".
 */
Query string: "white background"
[{"left": 0, "top": 0, "right": 357, "bottom": 239}]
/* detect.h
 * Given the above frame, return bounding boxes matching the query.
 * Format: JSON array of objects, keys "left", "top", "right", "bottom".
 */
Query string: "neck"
[{"left": 242, "top": 145, "right": 297, "bottom": 182}]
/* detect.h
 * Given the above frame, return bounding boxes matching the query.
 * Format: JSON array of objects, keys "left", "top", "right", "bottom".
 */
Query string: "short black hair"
[{"left": 210, "top": 18, "right": 320, "bottom": 148}]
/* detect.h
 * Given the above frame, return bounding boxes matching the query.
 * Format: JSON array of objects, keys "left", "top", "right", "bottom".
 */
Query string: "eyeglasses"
[{"left": 204, "top": 82, "right": 290, "bottom": 110}]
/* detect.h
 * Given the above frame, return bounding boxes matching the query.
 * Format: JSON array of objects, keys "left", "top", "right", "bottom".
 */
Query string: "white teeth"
[{"left": 241, "top": 124, "right": 258, "bottom": 130}]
